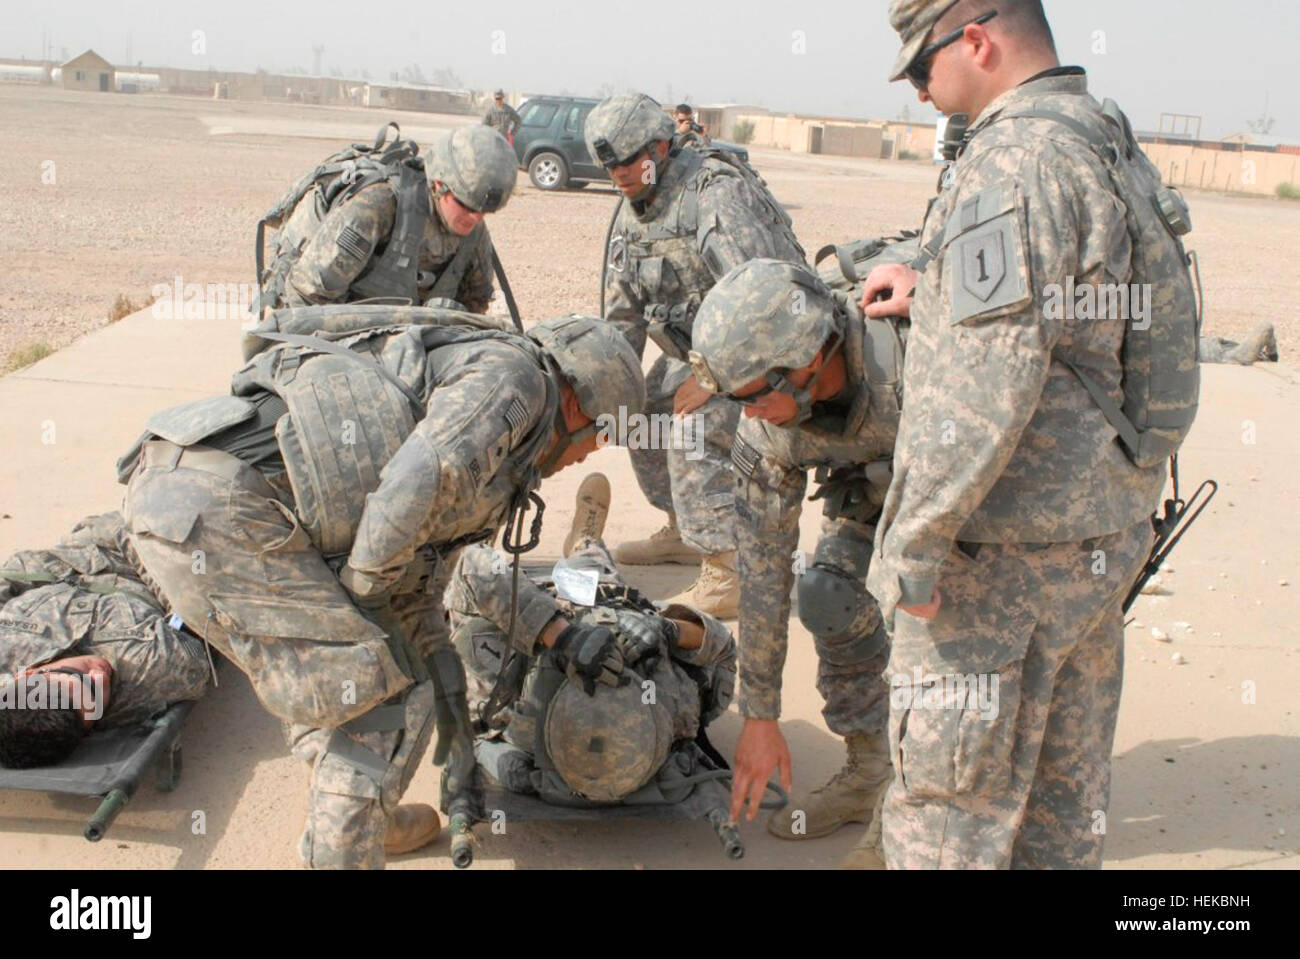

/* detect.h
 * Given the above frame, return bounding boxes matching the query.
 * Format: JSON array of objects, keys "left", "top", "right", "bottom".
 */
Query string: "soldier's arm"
[
  {"left": 695, "top": 172, "right": 803, "bottom": 280},
  {"left": 286, "top": 184, "right": 396, "bottom": 304},
  {"left": 446, "top": 546, "right": 565, "bottom": 655},
  {"left": 602, "top": 223, "right": 649, "bottom": 356},
  {"left": 459, "top": 228, "right": 497, "bottom": 314},
  {"left": 731, "top": 418, "right": 808, "bottom": 721},
  {"left": 86, "top": 619, "right": 211, "bottom": 726},
  {"left": 872, "top": 146, "right": 1090, "bottom": 606},
  {"left": 346, "top": 348, "right": 551, "bottom": 595}
]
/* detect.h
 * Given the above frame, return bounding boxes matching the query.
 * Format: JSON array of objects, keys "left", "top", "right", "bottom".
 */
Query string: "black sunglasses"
[{"left": 905, "top": 10, "right": 998, "bottom": 90}]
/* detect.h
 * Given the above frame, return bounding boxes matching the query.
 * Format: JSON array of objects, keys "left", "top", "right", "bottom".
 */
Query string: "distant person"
[
  {"left": 483, "top": 89, "right": 522, "bottom": 142},
  {"left": 0, "top": 513, "right": 211, "bottom": 769},
  {"left": 261, "top": 125, "right": 517, "bottom": 315},
  {"left": 674, "top": 103, "right": 709, "bottom": 145}
]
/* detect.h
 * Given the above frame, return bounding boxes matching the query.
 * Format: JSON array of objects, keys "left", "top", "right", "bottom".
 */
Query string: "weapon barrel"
[
  {"left": 449, "top": 811, "right": 474, "bottom": 869},
  {"left": 708, "top": 808, "right": 744, "bottom": 861}
]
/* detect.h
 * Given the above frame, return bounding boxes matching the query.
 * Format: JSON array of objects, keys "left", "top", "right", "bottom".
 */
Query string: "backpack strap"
[{"left": 428, "top": 222, "right": 487, "bottom": 302}]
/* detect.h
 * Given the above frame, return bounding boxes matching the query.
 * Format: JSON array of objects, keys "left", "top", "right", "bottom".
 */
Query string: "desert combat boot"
[
  {"left": 665, "top": 550, "right": 739, "bottom": 619},
  {"left": 611, "top": 513, "right": 703, "bottom": 565},
  {"left": 383, "top": 803, "right": 442, "bottom": 856},
  {"left": 767, "top": 731, "right": 892, "bottom": 840},
  {"left": 563, "top": 472, "right": 611, "bottom": 556}
]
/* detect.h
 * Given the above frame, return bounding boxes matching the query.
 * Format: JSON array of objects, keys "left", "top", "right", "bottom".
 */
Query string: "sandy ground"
[{"left": 0, "top": 88, "right": 1297, "bottom": 870}]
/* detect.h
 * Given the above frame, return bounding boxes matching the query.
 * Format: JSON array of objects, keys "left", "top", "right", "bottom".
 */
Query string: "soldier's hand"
[
  {"left": 861, "top": 263, "right": 918, "bottom": 319},
  {"left": 673, "top": 374, "right": 714, "bottom": 416},
  {"left": 553, "top": 624, "right": 628, "bottom": 695},
  {"left": 729, "top": 718, "right": 793, "bottom": 823},
  {"left": 898, "top": 589, "right": 942, "bottom": 621},
  {"left": 613, "top": 609, "right": 671, "bottom": 672}
]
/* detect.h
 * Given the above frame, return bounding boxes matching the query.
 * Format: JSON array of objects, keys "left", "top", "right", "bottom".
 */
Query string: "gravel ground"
[{"left": 2, "top": 84, "right": 1297, "bottom": 369}]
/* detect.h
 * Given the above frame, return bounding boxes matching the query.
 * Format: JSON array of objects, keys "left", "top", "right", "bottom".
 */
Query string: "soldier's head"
[
  {"left": 690, "top": 259, "right": 848, "bottom": 427},
  {"left": 493, "top": 89, "right": 506, "bottom": 104},
  {"left": 673, "top": 103, "right": 694, "bottom": 133},
  {"left": 0, "top": 656, "right": 113, "bottom": 768},
  {"left": 527, "top": 316, "right": 646, "bottom": 476},
  {"left": 426, "top": 125, "right": 518, "bottom": 236},
  {"left": 584, "top": 94, "right": 676, "bottom": 202},
  {"left": 888, "top": 0, "right": 1058, "bottom": 118}
]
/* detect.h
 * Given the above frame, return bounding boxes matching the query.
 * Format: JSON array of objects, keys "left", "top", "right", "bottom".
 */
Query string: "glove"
[
  {"left": 613, "top": 609, "right": 674, "bottom": 673},
  {"left": 552, "top": 624, "right": 627, "bottom": 695}
]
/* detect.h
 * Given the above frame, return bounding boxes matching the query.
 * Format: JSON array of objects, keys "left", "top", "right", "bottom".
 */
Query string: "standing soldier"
[
  {"left": 483, "top": 89, "right": 523, "bottom": 142},
  {"left": 585, "top": 93, "right": 806, "bottom": 618},
  {"left": 687, "top": 258, "right": 905, "bottom": 859},
  {"left": 262, "top": 125, "right": 516, "bottom": 315},
  {"left": 862, "top": 0, "right": 1200, "bottom": 868},
  {"left": 117, "top": 306, "right": 645, "bottom": 868}
]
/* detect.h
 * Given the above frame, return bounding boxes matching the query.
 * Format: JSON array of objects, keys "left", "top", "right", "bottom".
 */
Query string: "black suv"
[{"left": 513, "top": 95, "right": 750, "bottom": 191}]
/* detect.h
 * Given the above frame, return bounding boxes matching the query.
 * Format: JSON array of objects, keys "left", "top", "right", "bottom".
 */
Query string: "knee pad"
[{"left": 798, "top": 565, "right": 886, "bottom": 663}]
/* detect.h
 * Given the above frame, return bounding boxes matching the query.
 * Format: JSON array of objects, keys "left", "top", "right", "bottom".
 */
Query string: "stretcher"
[{"left": 0, "top": 700, "right": 194, "bottom": 841}]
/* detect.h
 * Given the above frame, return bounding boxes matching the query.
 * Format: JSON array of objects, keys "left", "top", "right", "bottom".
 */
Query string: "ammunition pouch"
[
  {"left": 644, "top": 299, "right": 698, "bottom": 361},
  {"left": 810, "top": 461, "right": 891, "bottom": 524}
]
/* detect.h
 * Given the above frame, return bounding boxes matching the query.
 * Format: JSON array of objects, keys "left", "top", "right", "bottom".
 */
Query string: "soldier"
[
  {"left": 444, "top": 474, "right": 736, "bottom": 804},
  {"left": 673, "top": 103, "right": 709, "bottom": 146},
  {"left": 483, "top": 89, "right": 522, "bottom": 142},
  {"left": 264, "top": 125, "right": 517, "bottom": 314},
  {"left": 687, "top": 258, "right": 904, "bottom": 857},
  {"left": 585, "top": 93, "right": 807, "bottom": 618},
  {"left": 860, "top": 0, "right": 1200, "bottom": 868},
  {"left": 116, "top": 306, "right": 645, "bottom": 868},
  {"left": 1198, "top": 323, "right": 1278, "bottom": 364},
  {"left": 0, "top": 513, "right": 211, "bottom": 769}
]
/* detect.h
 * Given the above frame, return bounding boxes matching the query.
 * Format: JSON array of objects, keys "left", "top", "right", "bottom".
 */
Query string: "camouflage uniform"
[
  {"left": 0, "top": 513, "right": 210, "bottom": 728},
  {"left": 727, "top": 304, "right": 901, "bottom": 736},
  {"left": 866, "top": 60, "right": 1168, "bottom": 868},
  {"left": 117, "top": 311, "right": 635, "bottom": 868},
  {"left": 483, "top": 102, "right": 522, "bottom": 138},
  {"left": 282, "top": 183, "right": 496, "bottom": 313},
  {"left": 601, "top": 128, "right": 806, "bottom": 555}
]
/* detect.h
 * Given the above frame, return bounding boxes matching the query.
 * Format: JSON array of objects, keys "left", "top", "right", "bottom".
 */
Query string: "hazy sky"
[{"left": 3, "top": 0, "right": 1294, "bottom": 138}]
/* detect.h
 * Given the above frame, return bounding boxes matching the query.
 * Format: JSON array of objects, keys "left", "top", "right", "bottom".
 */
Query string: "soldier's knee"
[{"left": 799, "top": 565, "right": 886, "bottom": 664}]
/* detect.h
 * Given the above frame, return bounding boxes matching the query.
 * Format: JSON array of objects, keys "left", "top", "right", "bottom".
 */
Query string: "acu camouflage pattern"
[
  {"left": 281, "top": 181, "right": 495, "bottom": 312},
  {"left": 727, "top": 298, "right": 902, "bottom": 733},
  {"left": 0, "top": 513, "right": 210, "bottom": 728},
  {"left": 445, "top": 543, "right": 736, "bottom": 778},
  {"left": 603, "top": 141, "right": 806, "bottom": 555},
  {"left": 121, "top": 321, "right": 564, "bottom": 868},
  {"left": 881, "top": 520, "right": 1150, "bottom": 868},
  {"left": 869, "top": 72, "right": 1174, "bottom": 870},
  {"left": 482, "top": 101, "right": 522, "bottom": 137}
]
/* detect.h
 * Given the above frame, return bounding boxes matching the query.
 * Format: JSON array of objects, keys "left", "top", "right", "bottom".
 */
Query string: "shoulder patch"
[
  {"left": 337, "top": 224, "right": 372, "bottom": 262},
  {"left": 504, "top": 396, "right": 529, "bottom": 438},
  {"left": 943, "top": 182, "right": 1031, "bottom": 324}
]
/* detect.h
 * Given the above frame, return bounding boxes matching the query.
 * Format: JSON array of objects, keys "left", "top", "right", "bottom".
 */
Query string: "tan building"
[{"left": 60, "top": 49, "right": 114, "bottom": 93}]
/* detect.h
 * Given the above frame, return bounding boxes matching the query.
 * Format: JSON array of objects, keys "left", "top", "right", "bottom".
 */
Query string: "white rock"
[
  {"left": 1140, "top": 576, "right": 1164, "bottom": 595},
  {"left": 1280, "top": 828, "right": 1287, "bottom": 837},
  {"left": 1151, "top": 628, "right": 1170, "bottom": 643},
  {"left": 1174, "top": 621, "right": 1193, "bottom": 634},
  {"left": 1208, "top": 585, "right": 1216, "bottom": 591},
  {"left": 1281, "top": 579, "right": 1290, "bottom": 587},
  {"left": 1171, "top": 652, "right": 1186, "bottom": 665}
]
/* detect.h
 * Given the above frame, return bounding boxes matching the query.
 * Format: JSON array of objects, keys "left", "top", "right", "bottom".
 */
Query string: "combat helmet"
[
  {"left": 689, "top": 258, "right": 842, "bottom": 395},
  {"left": 584, "top": 93, "right": 676, "bottom": 168},
  {"left": 527, "top": 316, "right": 646, "bottom": 420},
  {"left": 426, "top": 125, "right": 517, "bottom": 213},
  {"left": 544, "top": 676, "right": 673, "bottom": 801}
]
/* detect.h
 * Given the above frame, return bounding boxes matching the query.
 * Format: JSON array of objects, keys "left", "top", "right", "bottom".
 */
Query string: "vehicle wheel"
[{"left": 528, "top": 152, "right": 569, "bottom": 190}]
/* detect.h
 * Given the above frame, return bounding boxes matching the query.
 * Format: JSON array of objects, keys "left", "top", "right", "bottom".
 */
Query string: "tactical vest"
[
  {"left": 255, "top": 123, "right": 435, "bottom": 312},
  {"left": 614, "top": 146, "right": 800, "bottom": 360},
  {"left": 237, "top": 312, "right": 558, "bottom": 557},
  {"left": 960, "top": 99, "right": 1201, "bottom": 470}
]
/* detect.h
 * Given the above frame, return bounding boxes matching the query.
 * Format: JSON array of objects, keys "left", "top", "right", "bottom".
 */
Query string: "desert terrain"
[{"left": 0, "top": 86, "right": 1297, "bottom": 869}]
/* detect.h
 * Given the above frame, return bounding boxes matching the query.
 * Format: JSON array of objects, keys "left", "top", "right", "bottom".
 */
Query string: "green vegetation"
[
  {"left": 731, "top": 120, "right": 756, "bottom": 145},
  {"left": 4, "top": 340, "right": 54, "bottom": 373},
  {"left": 1277, "top": 182, "right": 1300, "bottom": 200}
]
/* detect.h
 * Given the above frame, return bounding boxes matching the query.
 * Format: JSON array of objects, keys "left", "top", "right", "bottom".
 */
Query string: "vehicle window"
[
  {"left": 521, "top": 103, "right": 557, "bottom": 127},
  {"left": 563, "top": 106, "right": 582, "bottom": 132}
]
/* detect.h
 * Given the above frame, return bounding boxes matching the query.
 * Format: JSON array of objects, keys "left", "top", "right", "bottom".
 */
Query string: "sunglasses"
[{"left": 905, "top": 10, "right": 998, "bottom": 90}]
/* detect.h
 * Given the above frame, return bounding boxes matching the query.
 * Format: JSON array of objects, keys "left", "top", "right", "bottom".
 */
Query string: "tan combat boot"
[
  {"left": 562, "top": 472, "right": 611, "bottom": 557},
  {"left": 611, "top": 514, "right": 702, "bottom": 565},
  {"left": 840, "top": 772, "right": 890, "bottom": 870},
  {"left": 665, "top": 551, "right": 739, "bottom": 619},
  {"left": 383, "top": 803, "right": 442, "bottom": 856},
  {"left": 767, "top": 731, "right": 891, "bottom": 840}
]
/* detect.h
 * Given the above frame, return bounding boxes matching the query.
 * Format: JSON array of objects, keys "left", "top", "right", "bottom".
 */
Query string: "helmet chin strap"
[
  {"left": 538, "top": 410, "right": 601, "bottom": 475},
  {"left": 628, "top": 144, "right": 671, "bottom": 210},
  {"left": 769, "top": 331, "right": 845, "bottom": 426}
]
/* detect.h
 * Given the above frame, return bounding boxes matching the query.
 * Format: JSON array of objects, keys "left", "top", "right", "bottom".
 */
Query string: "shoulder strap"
[
  {"left": 429, "top": 222, "right": 487, "bottom": 301},
  {"left": 257, "top": 331, "right": 425, "bottom": 417}
]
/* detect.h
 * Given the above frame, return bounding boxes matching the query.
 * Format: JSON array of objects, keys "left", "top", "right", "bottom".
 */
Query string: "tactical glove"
[
  {"left": 552, "top": 624, "right": 628, "bottom": 696},
  {"left": 612, "top": 609, "right": 675, "bottom": 672}
]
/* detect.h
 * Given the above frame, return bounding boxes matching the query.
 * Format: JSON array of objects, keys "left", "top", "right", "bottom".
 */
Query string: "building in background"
[{"left": 59, "top": 49, "right": 114, "bottom": 92}]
